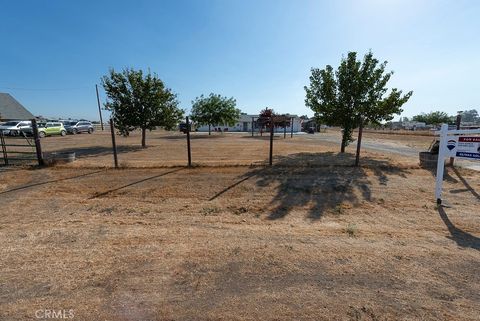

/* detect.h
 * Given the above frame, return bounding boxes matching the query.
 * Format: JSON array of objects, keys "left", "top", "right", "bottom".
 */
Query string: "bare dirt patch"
[
  {"left": 38, "top": 129, "right": 425, "bottom": 168},
  {"left": 1, "top": 155, "right": 479, "bottom": 320}
]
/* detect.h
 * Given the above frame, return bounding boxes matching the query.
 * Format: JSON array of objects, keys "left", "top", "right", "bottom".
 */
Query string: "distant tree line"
[{"left": 404, "top": 109, "right": 479, "bottom": 126}]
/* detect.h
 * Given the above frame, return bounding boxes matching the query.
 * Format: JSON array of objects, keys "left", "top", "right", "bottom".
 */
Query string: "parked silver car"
[
  {"left": 63, "top": 121, "right": 94, "bottom": 134},
  {"left": 0, "top": 120, "right": 32, "bottom": 136}
]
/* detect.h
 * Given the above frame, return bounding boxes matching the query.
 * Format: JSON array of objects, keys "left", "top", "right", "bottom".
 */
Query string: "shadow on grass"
[
  {"left": 161, "top": 134, "right": 226, "bottom": 140},
  {"left": 0, "top": 170, "right": 104, "bottom": 195},
  {"left": 438, "top": 206, "right": 480, "bottom": 251},
  {"left": 47, "top": 145, "right": 145, "bottom": 158},
  {"left": 241, "top": 135, "right": 291, "bottom": 140},
  {"left": 425, "top": 165, "right": 458, "bottom": 184},
  {"left": 242, "top": 152, "right": 410, "bottom": 220},
  {"left": 450, "top": 167, "right": 480, "bottom": 201},
  {"left": 89, "top": 168, "right": 183, "bottom": 198}
]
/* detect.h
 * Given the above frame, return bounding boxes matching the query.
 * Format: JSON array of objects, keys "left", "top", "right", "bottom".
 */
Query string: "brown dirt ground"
[
  {"left": 1, "top": 150, "right": 479, "bottom": 320},
  {"left": 32, "top": 129, "right": 424, "bottom": 168}
]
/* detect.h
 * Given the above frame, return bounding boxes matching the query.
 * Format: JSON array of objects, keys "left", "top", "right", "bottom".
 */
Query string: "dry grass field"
[
  {"left": 35, "top": 129, "right": 430, "bottom": 168},
  {"left": 1, "top": 131, "right": 479, "bottom": 320}
]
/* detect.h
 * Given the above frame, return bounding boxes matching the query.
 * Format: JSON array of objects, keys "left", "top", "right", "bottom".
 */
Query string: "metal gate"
[{"left": 0, "top": 120, "right": 43, "bottom": 166}]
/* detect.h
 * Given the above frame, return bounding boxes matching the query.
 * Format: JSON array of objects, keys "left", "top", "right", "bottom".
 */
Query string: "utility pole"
[{"left": 96, "top": 84, "right": 104, "bottom": 131}]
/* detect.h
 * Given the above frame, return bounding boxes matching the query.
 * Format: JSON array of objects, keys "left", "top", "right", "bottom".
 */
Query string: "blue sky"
[{"left": 1, "top": 0, "right": 479, "bottom": 120}]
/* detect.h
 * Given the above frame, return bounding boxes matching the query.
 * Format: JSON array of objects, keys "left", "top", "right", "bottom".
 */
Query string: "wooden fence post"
[
  {"left": 186, "top": 116, "right": 192, "bottom": 167},
  {"left": 31, "top": 119, "right": 44, "bottom": 166},
  {"left": 355, "top": 118, "right": 364, "bottom": 167},
  {"left": 449, "top": 113, "right": 462, "bottom": 166},
  {"left": 109, "top": 119, "right": 119, "bottom": 168},
  {"left": 0, "top": 130, "right": 8, "bottom": 165}
]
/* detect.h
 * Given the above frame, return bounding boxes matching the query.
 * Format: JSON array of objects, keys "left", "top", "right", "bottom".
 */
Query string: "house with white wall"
[{"left": 195, "top": 113, "right": 303, "bottom": 133}]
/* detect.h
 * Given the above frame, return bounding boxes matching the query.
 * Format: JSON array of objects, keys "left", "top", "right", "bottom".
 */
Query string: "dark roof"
[{"left": 0, "top": 93, "right": 34, "bottom": 120}]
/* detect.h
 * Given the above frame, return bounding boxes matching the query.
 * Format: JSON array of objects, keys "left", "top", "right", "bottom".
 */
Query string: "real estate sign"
[
  {"left": 435, "top": 124, "right": 480, "bottom": 203},
  {"left": 455, "top": 136, "right": 480, "bottom": 159},
  {"left": 443, "top": 136, "right": 480, "bottom": 159}
]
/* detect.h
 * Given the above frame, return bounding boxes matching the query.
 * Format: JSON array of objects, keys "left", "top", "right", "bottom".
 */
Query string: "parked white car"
[{"left": 0, "top": 120, "right": 32, "bottom": 136}]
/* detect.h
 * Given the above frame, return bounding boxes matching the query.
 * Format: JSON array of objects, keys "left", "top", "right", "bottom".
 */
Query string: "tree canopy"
[
  {"left": 102, "top": 68, "right": 183, "bottom": 147},
  {"left": 190, "top": 93, "right": 240, "bottom": 135},
  {"left": 460, "top": 109, "right": 479, "bottom": 123},
  {"left": 412, "top": 111, "right": 451, "bottom": 125},
  {"left": 304, "top": 51, "right": 412, "bottom": 153},
  {"left": 257, "top": 107, "right": 290, "bottom": 130}
]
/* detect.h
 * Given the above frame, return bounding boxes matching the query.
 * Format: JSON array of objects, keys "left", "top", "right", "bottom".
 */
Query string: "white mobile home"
[{"left": 196, "top": 114, "right": 303, "bottom": 133}]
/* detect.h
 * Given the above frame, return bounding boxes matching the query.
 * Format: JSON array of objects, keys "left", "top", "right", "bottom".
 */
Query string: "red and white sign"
[{"left": 435, "top": 125, "right": 480, "bottom": 203}]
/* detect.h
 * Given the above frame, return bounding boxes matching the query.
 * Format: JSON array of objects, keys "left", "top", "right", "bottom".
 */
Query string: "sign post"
[
  {"left": 435, "top": 124, "right": 448, "bottom": 204},
  {"left": 435, "top": 124, "right": 480, "bottom": 204}
]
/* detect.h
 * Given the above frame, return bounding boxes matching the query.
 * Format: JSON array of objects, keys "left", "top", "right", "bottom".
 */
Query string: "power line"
[{"left": 0, "top": 85, "right": 91, "bottom": 91}]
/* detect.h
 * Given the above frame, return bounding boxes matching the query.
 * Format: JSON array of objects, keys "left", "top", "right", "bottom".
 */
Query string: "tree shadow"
[
  {"left": 243, "top": 152, "right": 410, "bottom": 220},
  {"left": 437, "top": 206, "right": 480, "bottom": 251}
]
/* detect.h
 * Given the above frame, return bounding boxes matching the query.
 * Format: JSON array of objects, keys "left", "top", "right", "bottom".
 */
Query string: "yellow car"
[{"left": 38, "top": 122, "right": 67, "bottom": 138}]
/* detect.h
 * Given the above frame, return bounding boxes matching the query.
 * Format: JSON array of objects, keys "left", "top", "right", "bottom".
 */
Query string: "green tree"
[
  {"left": 412, "top": 111, "right": 451, "bottom": 125},
  {"left": 304, "top": 51, "right": 412, "bottom": 163},
  {"left": 102, "top": 68, "right": 183, "bottom": 148},
  {"left": 460, "top": 109, "right": 479, "bottom": 123},
  {"left": 190, "top": 93, "right": 240, "bottom": 135}
]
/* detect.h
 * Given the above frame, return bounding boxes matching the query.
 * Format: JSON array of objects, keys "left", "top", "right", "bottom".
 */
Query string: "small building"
[
  {"left": 196, "top": 113, "right": 303, "bottom": 133},
  {"left": 402, "top": 121, "right": 427, "bottom": 130},
  {"left": 0, "top": 93, "right": 35, "bottom": 121},
  {"left": 389, "top": 120, "right": 428, "bottom": 130}
]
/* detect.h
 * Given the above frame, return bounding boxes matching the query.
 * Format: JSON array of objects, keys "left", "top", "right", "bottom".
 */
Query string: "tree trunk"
[
  {"left": 355, "top": 119, "right": 363, "bottom": 166},
  {"left": 141, "top": 128, "right": 147, "bottom": 148},
  {"left": 208, "top": 124, "right": 211, "bottom": 136}
]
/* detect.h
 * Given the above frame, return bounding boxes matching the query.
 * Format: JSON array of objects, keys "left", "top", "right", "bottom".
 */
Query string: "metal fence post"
[
  {"left": 269, "top": 117, "right": 274, "bottom": 166},
  {"left": 251, "top": 117, "right": 254, "bottom": 137},
  {"left": 31, "top": 119, "right": 44, "bottom": 166},
  {"left": 109, "top": 118, "right": 119, "bottom": 168},
  {"left": 186, "top": 116, "right": 192, "bottom": 167},
  {"left": 290, "top": 117, "right": 294, "bottom": 138}
]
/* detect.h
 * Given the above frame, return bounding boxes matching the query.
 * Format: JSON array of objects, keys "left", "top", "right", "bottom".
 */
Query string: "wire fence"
[
  {"left": 34, "top": 116, "right": 334, "bottom": 168},
  {"left": 1, "top": 118, "right": 436, "bottom": 169}
]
